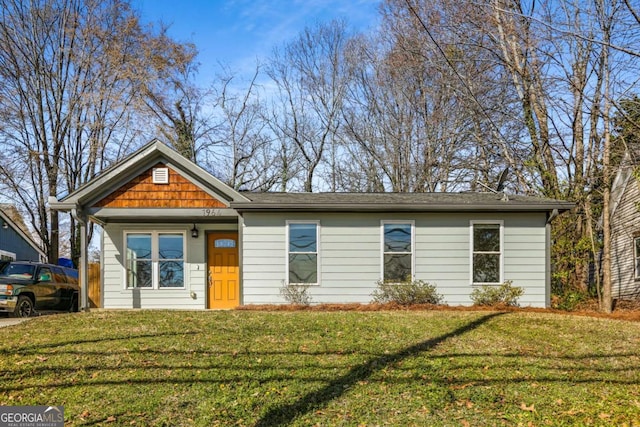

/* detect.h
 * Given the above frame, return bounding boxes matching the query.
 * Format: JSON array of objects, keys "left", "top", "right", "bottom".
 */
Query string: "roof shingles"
[{"left": 231, "top": 192, "right": 574, "bottom": 212}]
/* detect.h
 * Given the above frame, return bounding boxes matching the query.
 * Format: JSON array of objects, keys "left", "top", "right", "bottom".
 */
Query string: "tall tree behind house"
[{"left": 0, "top": 0, "right": 197, "bottom": 265}]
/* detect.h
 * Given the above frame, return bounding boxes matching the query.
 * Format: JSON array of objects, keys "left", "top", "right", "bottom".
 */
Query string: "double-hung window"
[
  {"left": 287, "top": 222, "right": 319, "bottom": 285},
  {"left": 382, "top": 221, "right": 414, "bottom": 282},
  {"left": 125, "top": 231, "right": 185, "bottom": 289},
  {"left": 471, "top": 221, "right": 503, "bottom": 284}
]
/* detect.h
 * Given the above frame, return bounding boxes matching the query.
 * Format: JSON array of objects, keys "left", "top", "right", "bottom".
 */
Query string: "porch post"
[
  {"left": 72, "top": 208, "right": 89, "bottom": 312},
  {"left": 80, "top": 219, "right": 89, "bottom": 311}
]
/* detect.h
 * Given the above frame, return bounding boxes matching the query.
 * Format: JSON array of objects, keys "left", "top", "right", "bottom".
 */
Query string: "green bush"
[
  {"left": 470, "top": 281, "right": 524, "bottom": 307},
  {"left": 280, "top": 283, "right": 312, "bottom": 305},
  {"left": 552, "top": 290, "right": 588, "bottom": 311},
  {"left": 372, "top": 279, "right": 444, "bottom": 305}
]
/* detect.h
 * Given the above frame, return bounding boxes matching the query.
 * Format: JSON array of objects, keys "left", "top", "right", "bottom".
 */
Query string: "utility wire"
[{"left": 402, "top": 0, "right": 528, "bottom": 190}]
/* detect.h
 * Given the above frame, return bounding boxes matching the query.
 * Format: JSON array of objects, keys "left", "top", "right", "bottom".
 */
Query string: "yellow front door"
[{"left": 207, "top": 232, "right": 239, "bottom": 309}]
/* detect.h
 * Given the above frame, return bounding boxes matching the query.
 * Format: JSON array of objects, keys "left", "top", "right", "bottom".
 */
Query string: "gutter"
[{"left": 48, "top": 196, "right": 75, "bottom": 212}]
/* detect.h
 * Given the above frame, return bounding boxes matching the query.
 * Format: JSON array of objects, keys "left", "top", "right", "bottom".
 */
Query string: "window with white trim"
[
  {"left": 287, "top": 222, "right": 319, "bottom": 284},
  {"left": 471, "top": 221, "right": 503, "bottom": 284},
  {"left": 125, "top": 231, "right": 185, "bottom": 289},
  {"left": 634, "top": 237, "right": 640, "bottom": 279},
  {"left": 382, "top": 221, "right": 414, "bottom": 282}
]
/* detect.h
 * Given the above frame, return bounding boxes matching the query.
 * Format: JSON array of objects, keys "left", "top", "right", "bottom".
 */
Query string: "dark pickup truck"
[{"left": 0, "top": 261, "right": 79, "bottom": 317}]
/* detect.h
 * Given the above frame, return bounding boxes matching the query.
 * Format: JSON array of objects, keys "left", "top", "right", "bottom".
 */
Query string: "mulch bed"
[{"left": 236, "top": 300, "right": 640, "bottom": 322}]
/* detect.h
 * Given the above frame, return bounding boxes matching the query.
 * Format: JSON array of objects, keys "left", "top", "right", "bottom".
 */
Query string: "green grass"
[{"left": 1, "top": 310, "right": 639, "bottom": 426}]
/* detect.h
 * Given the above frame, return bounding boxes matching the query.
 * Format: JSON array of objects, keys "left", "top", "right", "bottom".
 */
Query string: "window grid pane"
[
  {"left": 159, "top": 260, "right": 184, "bottom": 288},
  {"left": 159, "top": 234, "right": 183, "bottom": 260},
  {"left": 128, "top": 260, "right": 152, "bottom": 288},
  {"left": 384, "top": 223, "right": 412, "bottom": 253},
  {"left": 289, "top": 223, "right": 317, "bottom": 253},
  {"left": 289, "top": 254, "right": 317, "bottom": 284},
  {"left": 127, "top": 234, "right": 152, "bottom": 260},
  {"left": 473, "top": 224, "right": 500, "bottom": 252},
  {"left": 473, "top": 254, "right": 500, "bottom": 283},
  {"left": 384, "top": 254, "right": 412, "bottom": 282}
]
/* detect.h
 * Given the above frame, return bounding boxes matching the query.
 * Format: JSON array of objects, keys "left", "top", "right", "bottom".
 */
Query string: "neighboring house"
[
  {"left": 0, "top": 204, "right": 46, "bottom": 262},
  {"left": 609, "top": 151, "right": 640, "bottom": 300},
  {"left": 51, "top": 140, "right": 573, "bottom": 309}
]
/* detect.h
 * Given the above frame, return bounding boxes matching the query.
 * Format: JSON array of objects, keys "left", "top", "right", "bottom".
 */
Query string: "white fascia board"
[{"left": 88, "top": 207, "right": 239, "bottom": 221}]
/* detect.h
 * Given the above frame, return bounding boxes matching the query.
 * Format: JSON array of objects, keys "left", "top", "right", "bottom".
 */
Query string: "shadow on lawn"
[
  {"left": 255, "top": 312, "right": 504, "bottom": 427},
  {"left": 0, "top": 331, "right": 197, "bottom": 356}
]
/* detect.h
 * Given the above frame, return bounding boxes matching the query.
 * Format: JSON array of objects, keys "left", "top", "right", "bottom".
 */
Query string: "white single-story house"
[{"left": 51, "top": 140, "right": 573, "bottom": 309}]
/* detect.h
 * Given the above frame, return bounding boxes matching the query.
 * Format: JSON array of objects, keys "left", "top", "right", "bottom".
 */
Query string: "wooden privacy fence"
[{"left": 87, "top": 263, "right": 101, "bottom": 308}]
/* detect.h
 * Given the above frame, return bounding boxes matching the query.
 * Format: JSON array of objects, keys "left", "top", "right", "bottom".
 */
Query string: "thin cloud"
[{"left": 134, "top": 0, "right": 380, "bottom": 85}]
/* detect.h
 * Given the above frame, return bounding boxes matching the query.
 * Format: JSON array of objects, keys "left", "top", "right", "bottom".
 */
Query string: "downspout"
[
  {"left": 71, "top": 208, "right": 89, "bottom": 312},
  {"left": 545, "top": 209, "right": 559, "bottom": 308}
]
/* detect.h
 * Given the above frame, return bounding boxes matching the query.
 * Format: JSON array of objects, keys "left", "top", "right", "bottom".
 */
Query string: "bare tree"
[
  {"left": 372, "top": 0, "right": 640, "bottom": 306},
  {"left": 140, "top": 33, "right": 215, "bottom": 163},
  {"left": 0, "top": 0, "right": 195, "bottom": 264},
  {"left": 211, "top": 65, "right": 280, "bottom": 191},
  {"left": 340, "top": 2, "right": 512, "bottom": 193},
  {"left": 266, "top": 20, "right": 352, "bottom": 192}
]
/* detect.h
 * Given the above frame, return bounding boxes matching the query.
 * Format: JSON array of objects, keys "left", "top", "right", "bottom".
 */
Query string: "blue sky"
[{"left": 133, "top": 0, "right": 381, "bottom": 83}]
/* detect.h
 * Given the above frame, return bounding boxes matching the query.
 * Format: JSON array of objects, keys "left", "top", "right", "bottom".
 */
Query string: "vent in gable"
[{"left": 152, "top": 167, "right": 169, "bottom": 184}]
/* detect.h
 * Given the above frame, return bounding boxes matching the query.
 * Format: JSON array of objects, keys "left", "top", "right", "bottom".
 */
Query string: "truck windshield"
[{"left": 0, "top": 263, "right": 36, "bottom": 279}]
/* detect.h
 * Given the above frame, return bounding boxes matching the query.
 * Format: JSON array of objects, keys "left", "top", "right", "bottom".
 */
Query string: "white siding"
[
  {"left": 611, "top": 176, "right": 640, "bottom": 299},
  {"left": 241, "top": 211, "right": 550, "bottom": 307},
  {"left": 101, "top": 222, "right": 237, "bottom": 309}
]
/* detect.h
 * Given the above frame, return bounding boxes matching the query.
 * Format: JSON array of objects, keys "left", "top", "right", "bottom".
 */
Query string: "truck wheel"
[
  {"left": 69, "top": 294, "right": 79, "bottom": 312},
  {"left": 12, "top": 295, "right": 34, "bottom": 318}
]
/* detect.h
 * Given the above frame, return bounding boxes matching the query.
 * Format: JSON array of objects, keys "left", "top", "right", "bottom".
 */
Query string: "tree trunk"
[{"left": 598, "top": 0, "right": 613, "bottom": 313}]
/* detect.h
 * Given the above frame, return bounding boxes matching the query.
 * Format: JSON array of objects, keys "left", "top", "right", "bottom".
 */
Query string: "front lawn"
[{"left": 1, "top": 310, "right": 639, "bottom": 426}]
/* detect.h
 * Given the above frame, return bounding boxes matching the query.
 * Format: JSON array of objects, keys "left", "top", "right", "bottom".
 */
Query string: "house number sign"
[{"left": 202, "top": 209, "right": 223, "bottom": 217}]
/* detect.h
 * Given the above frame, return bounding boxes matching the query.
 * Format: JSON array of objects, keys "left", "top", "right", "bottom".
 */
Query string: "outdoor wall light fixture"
[
  {"left": 191, "top": 224, "right": 199, "bottom": 238},
  {"left": 2, "top": 221, "right": 7, "bottom": 229}
]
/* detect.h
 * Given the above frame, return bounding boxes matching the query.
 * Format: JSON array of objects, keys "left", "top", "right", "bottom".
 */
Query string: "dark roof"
[{"left": 231, "top": 192, "right": 574, "bottom": 213}]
